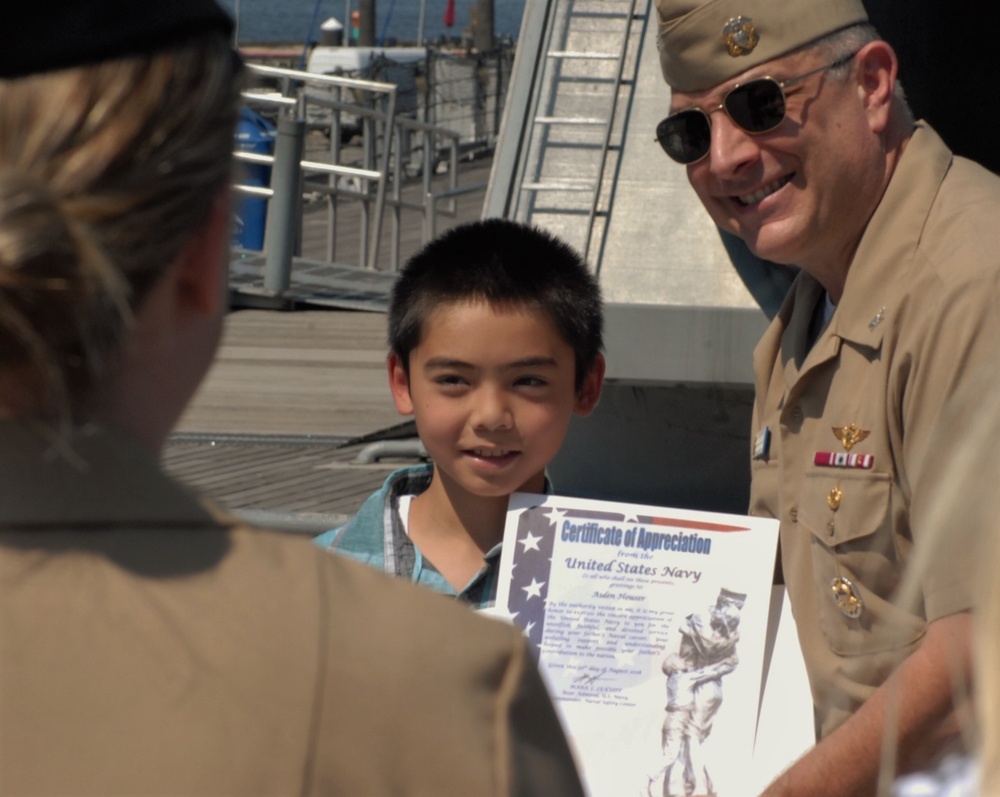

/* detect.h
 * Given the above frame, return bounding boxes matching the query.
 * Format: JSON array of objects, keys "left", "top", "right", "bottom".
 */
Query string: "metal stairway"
[{"left": 485, "top": 0, "right": 648, "bottom": 268}]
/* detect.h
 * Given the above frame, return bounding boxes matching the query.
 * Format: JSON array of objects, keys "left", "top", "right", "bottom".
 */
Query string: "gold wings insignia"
[{"left": 832, "top": 423, "right": 870, "bottom": 451}]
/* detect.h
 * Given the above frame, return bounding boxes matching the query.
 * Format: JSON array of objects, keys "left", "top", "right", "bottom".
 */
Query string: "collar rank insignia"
[
  {"left": 722, "top": 16, "right": 759, "bottom": 56},
  {"left": 833, "top": 423, "right": 869, "bottom": 451},
  {"left": 831, "top": 576, "right": 863, "bottom": 618},
  {"left": 869, "top": 306, "right": 886, "bottom": 330},
  {"left": 753, "top": 426, "right": 771, "bottom": 460}
]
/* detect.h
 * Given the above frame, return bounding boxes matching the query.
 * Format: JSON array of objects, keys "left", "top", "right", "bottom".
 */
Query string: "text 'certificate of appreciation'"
[{"left": 495, "top": 493, "right": 780, "bottom": 797}]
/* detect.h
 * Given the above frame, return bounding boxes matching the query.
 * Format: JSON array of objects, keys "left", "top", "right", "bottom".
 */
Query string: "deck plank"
[{"left": 166, "top": 308, "right": 416, "bottom": 528}]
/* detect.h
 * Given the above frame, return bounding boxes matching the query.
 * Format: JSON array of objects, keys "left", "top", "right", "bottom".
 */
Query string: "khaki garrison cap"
[{"left": 655, "top": 0, "right": 868, "bottom": 91}]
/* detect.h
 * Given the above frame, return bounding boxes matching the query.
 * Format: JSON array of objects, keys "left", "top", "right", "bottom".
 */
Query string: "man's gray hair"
[{"left": 809, "top": 23, "right": 914, "bottom": 127}]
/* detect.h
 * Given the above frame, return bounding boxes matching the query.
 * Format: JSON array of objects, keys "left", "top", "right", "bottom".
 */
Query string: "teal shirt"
[{"left": 314, "top": 464, "right": 503, "bottom": 608}]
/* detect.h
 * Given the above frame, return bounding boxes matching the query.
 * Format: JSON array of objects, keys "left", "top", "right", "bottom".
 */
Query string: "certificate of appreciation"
[{"left": 496, "top": 493, "right": 788, "bottom": 797}]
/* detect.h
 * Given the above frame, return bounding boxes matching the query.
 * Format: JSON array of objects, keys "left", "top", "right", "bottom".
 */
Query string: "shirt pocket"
[{"left": 799, "top": 470, "right": 925, "bottom": 657}]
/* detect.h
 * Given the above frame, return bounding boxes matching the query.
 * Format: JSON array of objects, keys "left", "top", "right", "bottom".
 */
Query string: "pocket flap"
[{"left": 799, "top": 470, "right": 891, "bottom": 547}]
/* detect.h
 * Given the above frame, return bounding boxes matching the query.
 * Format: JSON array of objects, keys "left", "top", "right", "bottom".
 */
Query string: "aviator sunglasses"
[{"left": 655, "top": 52, "right": 859, "bottom": 164}]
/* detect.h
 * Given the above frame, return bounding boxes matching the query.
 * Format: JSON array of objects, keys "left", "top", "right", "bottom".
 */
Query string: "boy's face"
[{"left": 388, "top": 300, "right": 603, "bottom": 498}]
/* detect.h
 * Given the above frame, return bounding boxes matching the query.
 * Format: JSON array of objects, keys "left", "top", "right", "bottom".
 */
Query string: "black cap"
[{"left": 3, "top": 0, "right": 234, "bottom": 78}]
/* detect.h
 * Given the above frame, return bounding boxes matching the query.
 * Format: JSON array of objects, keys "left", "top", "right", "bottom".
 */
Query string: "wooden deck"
[
  {"left": 176, "top": 309, "right": 397, "bottom": 438},
  {"left": 165, "top": 308, "right": 416, "bottom": 531}
]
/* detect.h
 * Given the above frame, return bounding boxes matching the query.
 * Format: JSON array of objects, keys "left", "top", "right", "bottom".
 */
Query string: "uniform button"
[
  {"left": 790, "top": 406, "right": 804, "bottom": 423},
  {"left": 789, "top": 507, "right": 798, "bottom": 523},
  {"left": 827, "top": 521, "right": 835, "bottom": 537}
]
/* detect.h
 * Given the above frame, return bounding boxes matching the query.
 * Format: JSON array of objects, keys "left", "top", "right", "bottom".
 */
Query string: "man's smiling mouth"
[{"left": 738, "top": 175, "right": 792, "bottom": 205}]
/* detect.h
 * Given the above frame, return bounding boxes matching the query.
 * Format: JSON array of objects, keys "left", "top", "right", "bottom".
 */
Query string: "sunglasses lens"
[
  {"left": 656, "top": 78, "right": 786, "bottom": 163},
  {"left": 656, "top": 110, "right": 711, "bottom": 164},
  {"left": 725, "top": 79, "right": 785, "bottom": 133}
]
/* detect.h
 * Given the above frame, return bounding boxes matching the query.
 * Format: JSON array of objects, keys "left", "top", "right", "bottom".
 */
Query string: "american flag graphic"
[{"left": 506, "top": 503, "right": 626, "bottom": 653}]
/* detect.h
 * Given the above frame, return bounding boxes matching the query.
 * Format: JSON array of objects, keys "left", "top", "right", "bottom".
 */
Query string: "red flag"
[{"left": 443, "top": 0, "right": 455, "bottom": 27}]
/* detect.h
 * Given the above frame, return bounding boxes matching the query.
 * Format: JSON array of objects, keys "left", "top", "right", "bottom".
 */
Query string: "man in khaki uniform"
[
  {"left": 0, "top": 2, "right": 584, "bottom": 794},
  {"left": 652, "top": 0, "right": 1000, "bottom": 793}
]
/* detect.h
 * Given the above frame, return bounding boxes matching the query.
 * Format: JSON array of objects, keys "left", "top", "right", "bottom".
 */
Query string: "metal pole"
[
  {"left": 425, "top": 191, "right": 436, "bottom": 241},
  {"left": 367, "top": 87, "right": 397, "bottom": 269},
  {"left": 263, "top": 117, "right": 305, "bottom": 293},
  {"left": 474, "top": 0, "right": 494, "bottom": 52},
  {"left": 358, "top": 0, "right": 376, "bottom": 46},
  {"left": 418, "top": 0, "right": 427, "bottom": 44}
]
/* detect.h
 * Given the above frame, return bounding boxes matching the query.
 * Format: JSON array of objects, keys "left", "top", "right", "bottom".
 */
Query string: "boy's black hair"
[{"left": 389, "top": 218, "right": 603, "bottom": 390}]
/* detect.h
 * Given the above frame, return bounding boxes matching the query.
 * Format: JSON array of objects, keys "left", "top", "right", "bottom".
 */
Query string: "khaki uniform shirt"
[
  {"left": 749, "top": 123, "right": 1000, "bottom": 738},
  {"left": 0, "top": 421, "right": 583, "bottom": 796}
]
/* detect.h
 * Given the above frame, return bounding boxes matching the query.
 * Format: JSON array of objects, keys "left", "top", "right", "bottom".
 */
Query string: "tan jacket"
[
  {"left": 0, "top": 421, "right": 584, "bottom": 796},
  {"left": 749, "top": 123, "right": 1000, "bottom": 738}
]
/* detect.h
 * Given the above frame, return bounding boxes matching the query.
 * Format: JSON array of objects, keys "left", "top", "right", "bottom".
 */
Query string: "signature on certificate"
[{"left": 574, "top": 667, "right": 608, "bottom": 685}]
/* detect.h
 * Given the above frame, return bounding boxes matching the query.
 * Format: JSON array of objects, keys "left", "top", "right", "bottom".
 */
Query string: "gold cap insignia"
[
  {"left": 832, "top": 423, "right": 870, "bottom": 451},
  {"left": 722, "top": 16, "right": 759, "bottom": 57},
  {"left": 831, "top": 576, "right": 863, "bottom": 619}
]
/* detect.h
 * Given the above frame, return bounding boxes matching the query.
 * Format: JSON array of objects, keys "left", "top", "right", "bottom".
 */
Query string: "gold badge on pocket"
[{"left": 831, "top": 576, "right": 863, "bottom": 619}]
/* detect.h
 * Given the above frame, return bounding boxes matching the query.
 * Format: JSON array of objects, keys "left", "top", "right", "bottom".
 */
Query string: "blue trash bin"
[{"left": 232, "top": 107, "right": 277, "bottom": 250}]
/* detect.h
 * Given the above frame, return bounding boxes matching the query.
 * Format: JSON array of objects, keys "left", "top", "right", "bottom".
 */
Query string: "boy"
[{"left": 315, "top": 219, "right": 605, "bottom": 607}]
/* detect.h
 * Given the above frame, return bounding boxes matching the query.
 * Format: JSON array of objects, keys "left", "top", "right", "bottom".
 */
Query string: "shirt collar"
[{"left": 833, "top": 122, "right": 952, "bottom": 349}]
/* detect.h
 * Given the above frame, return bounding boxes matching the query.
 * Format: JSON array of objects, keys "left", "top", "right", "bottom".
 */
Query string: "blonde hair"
[{"left": 0, "top": 33, "right": 242, "bottom": 419}]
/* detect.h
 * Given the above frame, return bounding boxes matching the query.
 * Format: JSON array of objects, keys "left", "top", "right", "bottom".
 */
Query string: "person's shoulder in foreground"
[
  {"left": 317, "top": 219, "right": 605, "bottom": 606},
  {"left": 0, "top": 423, "right": 584, "bottom": 796}
]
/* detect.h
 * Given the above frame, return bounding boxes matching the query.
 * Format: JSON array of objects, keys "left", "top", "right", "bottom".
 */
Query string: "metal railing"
[{"left": 232, "top": 60, "right": 489, "bottom": 293}]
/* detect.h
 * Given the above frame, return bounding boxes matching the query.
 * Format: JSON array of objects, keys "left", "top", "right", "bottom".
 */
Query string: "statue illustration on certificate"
[{"left": 648, "top": 588, "right": 747, "bottom": 796}]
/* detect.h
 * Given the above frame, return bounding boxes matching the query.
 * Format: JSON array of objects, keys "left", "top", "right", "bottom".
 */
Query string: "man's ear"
[
  {"left": 855, "top": 40, "right": 897, "bottom": 134},
  {"left": 573, "top": 353, "right": 605, "bottom": 416},
  {"left": 172, "top": 188, "right": 231, "bottom": 319},
  {"left": 387, "top": 351, "right": 415, "bottom": 416}
]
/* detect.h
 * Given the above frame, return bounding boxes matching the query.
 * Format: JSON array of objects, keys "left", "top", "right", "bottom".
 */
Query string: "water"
[{"left": 219, "top": 0, "right": 526, "bottom": 45}]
